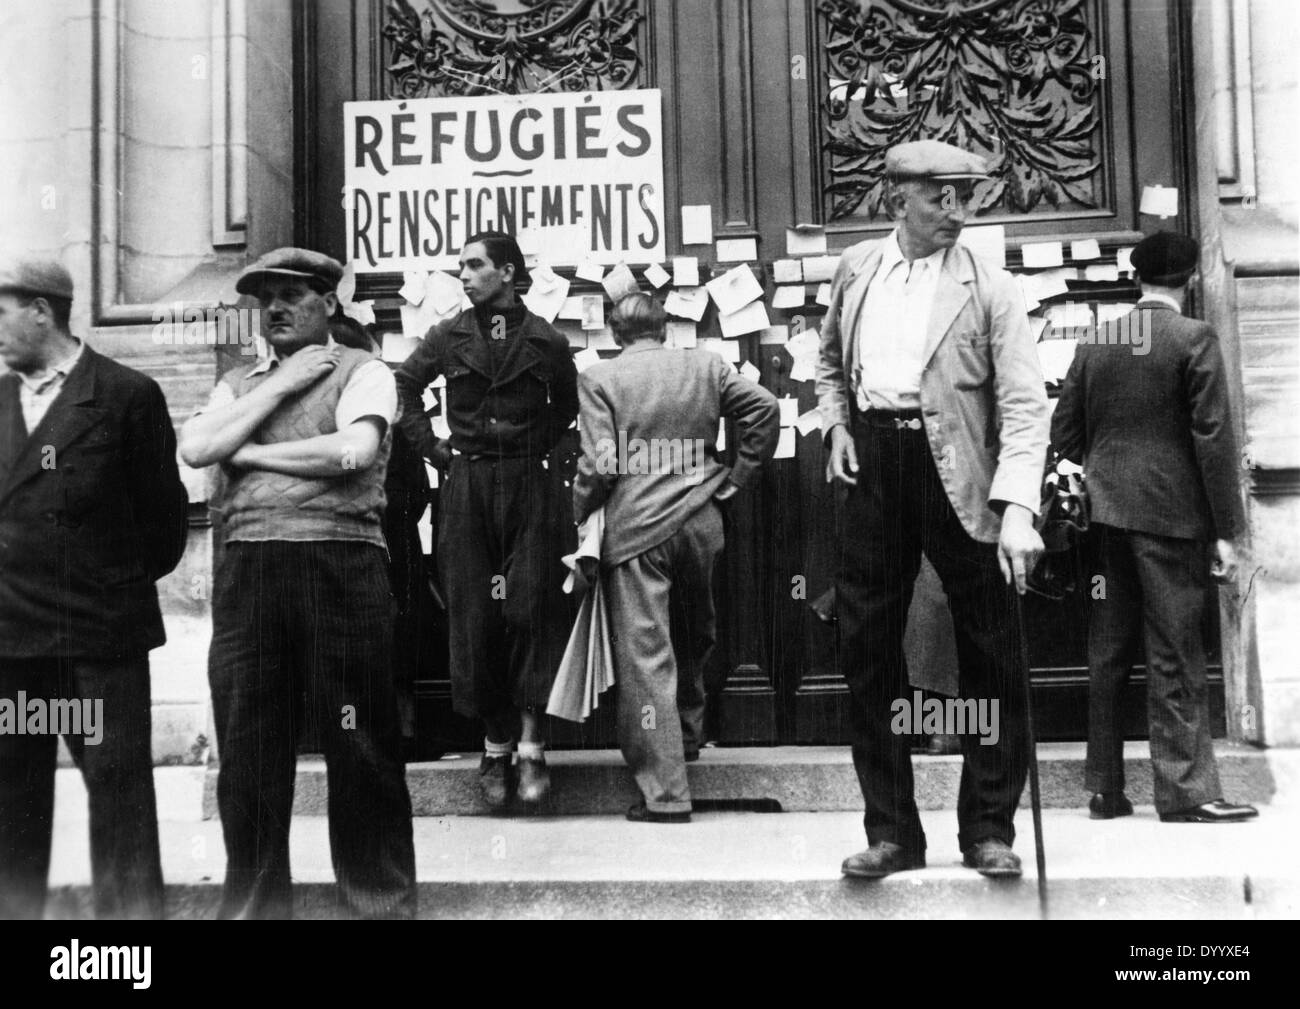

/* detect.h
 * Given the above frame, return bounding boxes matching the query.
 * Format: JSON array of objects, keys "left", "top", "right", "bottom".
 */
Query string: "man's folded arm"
[
  {"left": 573, "top": 374, "right": 617, "bottom": 524},
  {"left": 394, "top": 324, "right": 448, "bottom": 464},
  {"left": 720, "top": 361, "right": 780, "bottom": 489}
]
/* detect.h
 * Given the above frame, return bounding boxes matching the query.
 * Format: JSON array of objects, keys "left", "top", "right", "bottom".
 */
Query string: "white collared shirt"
[
  {"left": 855, "top": 231, "right": 947, "bottom": 412},
  {"left": 1138, "top": 293, "right": 1181, "bottom": 313},
  {"left": 195, "top": 336, "right": 397, "bottom": 428},
  {"left": 17, "top": 338, "right": 85, "bottom": 432}
]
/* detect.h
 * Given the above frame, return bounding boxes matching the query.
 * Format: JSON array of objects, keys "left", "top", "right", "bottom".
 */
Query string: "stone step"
[
  {"left": 45, "top": 808, "right": 1300, "bottom": 920},
  {"left": 200, "top": 742, "right": 1278, "bottom": 819}
]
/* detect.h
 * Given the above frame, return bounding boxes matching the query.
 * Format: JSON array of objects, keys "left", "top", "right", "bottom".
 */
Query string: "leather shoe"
[
  {"left": 479, "top": 753, "right": 513, "bottom": 809},
  {"left": 1089, "top": 791, "right": 1134, "bottom": 820},
  {"left": 841, "top": 842, "right": 925, "bottom": 878},
  {"left": 1160, "top": 800, "right": 1259, "bottom": 823},
  {"left": 626, "top": 802, "right": 690, "bottom": 823},
  {"left": 962, "top": 838, "right": 1022, "bottom": 878},
  {"left": 517, "top": 755, "right": 550, "bottom": 803}
]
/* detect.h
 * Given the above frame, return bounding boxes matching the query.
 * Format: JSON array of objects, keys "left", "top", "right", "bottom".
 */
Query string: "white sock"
[
  {"left": 484, "top": 737, "right": 514, "bottom": 757},
  {"left": 517, "top": 741, "right": 546, "bottom": 760}
]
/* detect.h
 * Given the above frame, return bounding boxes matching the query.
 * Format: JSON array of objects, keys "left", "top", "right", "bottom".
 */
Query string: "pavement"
[{"left": 41, "top": 752, "right": 1300, "bottom": 920}]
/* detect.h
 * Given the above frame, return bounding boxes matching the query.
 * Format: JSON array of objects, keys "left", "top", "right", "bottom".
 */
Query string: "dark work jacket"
[
  {"left": 0, "top": 347, "right": 189, "bottom": 658},
  {"left": 1051, "top": 302, "right": 1245, "bottom": 542},
  {"left": 395, "top": 303, "right": 578, "bottom": 463}
]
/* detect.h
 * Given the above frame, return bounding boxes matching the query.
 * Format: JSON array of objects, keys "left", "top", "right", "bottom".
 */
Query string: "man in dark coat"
[
  {"left": 1051, "top": 230, "right": 1257, "bottom": 824},
  {"left": 0, "top": 257, "right": 188, "bottom": 918},
  {"left": 395, "top": 232, "right": 578, "bottom": 809}
]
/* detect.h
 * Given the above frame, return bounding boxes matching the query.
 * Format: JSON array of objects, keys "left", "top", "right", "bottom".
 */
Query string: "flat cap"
[
  {"left": 236, "top": 247, "right": 344, "bottom": 295},
  {"left": 0, "top": 256, "right": 74, "bottom": 300},
  {"left": 1130, "top": 231, "right": 1199, "bottom": 284},
  {"left": 885, "top": 140, "right": 989, "bottom": 181}
]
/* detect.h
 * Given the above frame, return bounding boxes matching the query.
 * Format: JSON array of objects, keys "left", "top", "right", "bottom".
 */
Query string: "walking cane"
[{"left": 1014, "top": 592, "right": 1049, "bottom": 917}]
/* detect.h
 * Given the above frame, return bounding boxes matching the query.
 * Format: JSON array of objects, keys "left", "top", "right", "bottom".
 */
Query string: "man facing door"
[{"left": 817, "top": 140, "right": 1049, "bottom": 879}]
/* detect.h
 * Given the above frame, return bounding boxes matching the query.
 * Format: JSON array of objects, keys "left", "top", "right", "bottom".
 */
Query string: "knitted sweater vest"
[{"left": 214, "top": 348, "right": 390, "bottom": 545}]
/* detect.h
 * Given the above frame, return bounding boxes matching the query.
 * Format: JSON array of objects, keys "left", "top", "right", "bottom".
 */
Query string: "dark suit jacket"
[
  {"left": 573, "top": 344, "right": 779, "bottom": 567},
  {"left": 0, "top": 346, "right": 188, "bottom": 658},
  {"left": 1051, "top": 301, "right": 1244, "bottom": 541}
]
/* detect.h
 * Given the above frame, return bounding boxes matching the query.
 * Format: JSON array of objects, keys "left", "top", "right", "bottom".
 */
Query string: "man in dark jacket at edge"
[
  {"left": 0, "top": 257, "right": 188, "bottom": 919},
  {"left": 395, "top": 232, "right": 579, "bottom": 808}
]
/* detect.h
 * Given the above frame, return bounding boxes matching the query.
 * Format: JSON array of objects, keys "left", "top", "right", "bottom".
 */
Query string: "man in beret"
[
  {"left": 0, "top": 257, "right": 188, "bottom": 918},
  {"left": 395, "top": 232, "right": 578, "bottom": 809},
  {"left": 180, "top": 247, "right": 416, "bottom": 917},
  {"left": 818, "top": 139, "right": 1050, "bottom": 878},
  {"left": 1052, "top": 231, "right": 1257, "bottom": 824}
]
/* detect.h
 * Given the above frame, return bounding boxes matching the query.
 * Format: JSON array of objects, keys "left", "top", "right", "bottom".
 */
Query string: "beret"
[
  {"left": 1130, "top": 231, "right": 1199, "bottom": 284},
  {"left": 236, "top": 247, "right": 344, "bottom": 295},
  {"left": 884, "top": 140, "right": 989, "bottom": 181},
  {"left": 0, "top": 256, "right": 74, "bottom": 300}
]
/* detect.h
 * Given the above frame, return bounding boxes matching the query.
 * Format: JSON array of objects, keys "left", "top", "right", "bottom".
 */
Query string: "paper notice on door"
[
  {"left": 666, "top": 321, "right": 697, "bottom": 348},
  {"left": 1022, "top": 241, "right": 1065, "bottom": 268},
  {"left": 665, "top": 286, "right": 708, "bottom": 321},
  {"left": 574, "top": 261, "right": 605, "bottom": 283},
  {"left": 773, "top": 259, "right": 803, "bottom": 284},
  {"left": 706, "top": 265, "right": 764, "bottom": 315},
  {"left": 772, "top": 285, "right": 806, "bottom": 309},
  {"left": 579, "top": 295, "right": 605, "bottom": 331},
  {"left": 672, "top": 256, "right": 700, "bottom": 287},
  {"left": 961, "top": 225, "right": 1007, "bottom": 269},
  {"left": 786, "top": 224, "right": 828, "bottom": 256},
  {"left": 795, "top": 408, "right": 822, "bottom": 437},
  {"left": 739, "top": 360, "right": 761, "bottom": 383},
  {"left": 1070, "top": 239, "right": 1102, "bottom": 261},
  {"left": 699, "top": 338, "right": 741, "bottom": 363},
  {"left": 718, "top": 300, "right": 770, "bottom": 338},
  {"left": 716, "top": 238, "right": 758, "bottom": 262},
  {"left": 1084, "top": 263, "right": 1120, "bottom": 282},
  {"left": 681, "top": 205, "right": 714, "bottom": 245},
  {"left": 774, "top": 427, "right": 797, "bottom": 459},
  {"left": 643, "top": 263, "right": 671, "bottom": 288},
  {"left": 800, "top": 255, "right": 840, "bottom": 283},
  {"left": 601, "top": 263, "right": 640, "bottom": 303},
  {"left": 573, "top": 347, "right": 602, "bottom": 373},
  {"left": 778, "top": 396, "right": 799, "bottom": 426}
]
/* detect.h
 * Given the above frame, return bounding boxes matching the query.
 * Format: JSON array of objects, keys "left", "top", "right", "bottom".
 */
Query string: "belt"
[{"left": 860, "top": 409, "right": 924, "bottom": 431}]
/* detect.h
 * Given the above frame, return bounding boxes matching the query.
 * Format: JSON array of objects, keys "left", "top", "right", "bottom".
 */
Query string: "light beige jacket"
[{"left": 816, "top": 238, "right": 1049, "bottom": 543}]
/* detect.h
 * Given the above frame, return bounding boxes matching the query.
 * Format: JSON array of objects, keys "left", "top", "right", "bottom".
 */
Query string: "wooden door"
[{"left": 295, "top": 0, "right": 1221, "bottom": 756}]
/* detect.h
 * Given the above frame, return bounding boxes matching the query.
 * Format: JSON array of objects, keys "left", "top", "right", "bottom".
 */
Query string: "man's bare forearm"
[
  {"left": 233, "top": 427, "right": 380, "bottom": 479},
  {"left": 180, "top": 381, "right": 287, "bottom": 467}
]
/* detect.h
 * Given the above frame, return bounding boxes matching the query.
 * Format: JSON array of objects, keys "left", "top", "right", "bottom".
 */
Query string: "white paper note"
[
  {"left": 706, "top": 265, "right": 764, "bottom": 315},
  {"left": 961, "top": 225, "right": 1007, "bottom": 269},
  {"left": 1084, "top": 263, "right": 1120, "bottom": 282},
  {"left": 772, "top": 285, "right": 806, "bottom": 309},
  {"left": 557, "top": 296, "right": 586, "bottom": 321},
  {"left": 1116, "top": 247, "right": 1135, "bottom": 274},
  {"left": 815, "top": 283, "right": 833, "bottom": 307},
  {"left": 1045, "top": 302, "right": 1095, "bottom": 329},
  {"left": 336, "top": 261, "right": 357, "bottom": 307},
  {"left": 773, "top": 259, "right": 803, "bottom": 284},
  {"left": 774, "top": 427, "right": 797, "bottom": 459},
  {"left": 664, "top": 287, "right": 708, "bottom": 321},
  {"left": 1024, "top": 268, "right": 1074, "bottom": 302},
  {"left": 426, "top": 271, "right": 464, "bottom": 314},
  {"left": 740, "top": 361, "right": 761, "bottom": 383},
  {"left": 786, "top": 326, "right": 820, "bottom": 359},
  {"left": 1036, "top": 339, "right": 1079, "bottom": 384},
  {"left": 717, "top": 418, "right": 726, "bottom": 451},
  {"left": 381, "top": 333, "right": 419, "bottom": 363},
  {"left": 681, "top": 205, "right": 714, "bottom": 245},
  {"left": 643, "top": 263, "right": 671, "bottom": 289},
  {"left": 574, "top": 261, "right": 605, "bottom": 283},
  {"left": 421, "top": 387, "right": 438, "bottom": 413},
  {"left": 522, "top": 271, "right": 571, "bottom": 323},
  {"left": 580, "top": 295, "right": 605, "bottom": 331},
  {"left": 786, "top": 225, "right": 828, "bottom": 256},
  {"left": 699, "top": 338, "right": 741, "bottom": 363},
  {"left": 399, "top": 271, "right": 426, "bottom": 305},
  {"left": 1022, "top": 241, "right": 1065, "bottom": 268},
  {"left": 800, "top": 255, "right": 840, "bottom": 283},
  {"left": 1070, "top": 239, "right": 1102, "bottom": 261},
  {"left": 759, "top": 325, "right": 789, "bottom": 346},
  {"left": 342, "top": 300, "right": 375, "bottom": 327},
  {"left": 789, "top": 356, "right": 817, "bottom": 382},
  {"left": 573, "top": 347, "right": 602, "bottom": 373},
  {"left": 1140, "top": 184, "right": 1179, "bottom": 218},
  {"left": 672, "top": 256, "right": 700, "bottom": 287},
  {"left": 601, "top": 263, "right": 640, "bottom": 303},
  {"left": 778, "top": 396, "right": 799, "bottom": 426},
  {"left": 795, "top": 408, "right": 822, "bottom": 436},
  {"left": 719, "top": 300, "right": 770, "bottom": 338},
  {"left": 716, "top": 238, "right": 758, "bottom": 262},
  {"left": 587, "top": 327, "right": 618, "bottom": 350}
]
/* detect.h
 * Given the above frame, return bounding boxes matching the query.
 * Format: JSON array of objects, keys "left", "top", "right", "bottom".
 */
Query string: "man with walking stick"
[{"left": 816, "top": 140, "right": 1050, "bottom": 880}]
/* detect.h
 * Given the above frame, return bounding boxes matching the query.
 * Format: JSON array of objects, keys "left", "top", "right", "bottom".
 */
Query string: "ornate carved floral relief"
[
  {"left": 818, "top": 0, "right": 1105, "bottom": 222},
  {"left": 384, "top": 0, "right": 644, "bottom": 98}
]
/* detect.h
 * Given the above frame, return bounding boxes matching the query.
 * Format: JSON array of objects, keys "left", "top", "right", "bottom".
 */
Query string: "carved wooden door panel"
[{"left": 297, "top": 0, "right": 1216, "bottom": 755}]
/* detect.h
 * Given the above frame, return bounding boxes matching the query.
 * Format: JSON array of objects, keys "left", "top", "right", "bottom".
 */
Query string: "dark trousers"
[
  {"left": 834, "top": 415, "right": 1029, "bottom": 854},
  {"left": 1085, "top": 523, "right": 1221, "bottom": 812},
  {"left": 604, "top": 503, "right": 723, "bottom": 813},
  {"left": 0, "top": 655, "right": 163, "bottom": 919},
  {"left": 209, "top": 541, "right": 416, "bottom": 919},
  {"left": 439, "top": 455, "right": 570, "bottom": 737}
]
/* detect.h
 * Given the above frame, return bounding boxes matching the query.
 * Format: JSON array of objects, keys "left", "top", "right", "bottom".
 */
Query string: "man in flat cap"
[
  {"left": 395, "top": 232, "right": 578, "bottom": 809},
  {"left": 1051, "top": 231, "right": 1257, "bottom": 824},
  {"left": 180, "top": 247, "right": 416, "bottom": 917},
  {"left": 818, "top": 139, "right": 1049, "bottom": 879},
  {"left": 0, "top": 257, "right": 188, "bottom": 918}
]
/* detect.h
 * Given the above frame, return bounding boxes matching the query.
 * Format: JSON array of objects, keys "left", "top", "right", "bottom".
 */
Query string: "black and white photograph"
[{"left": 0, "top": 0, "right": 1296, "bottom": 959}]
